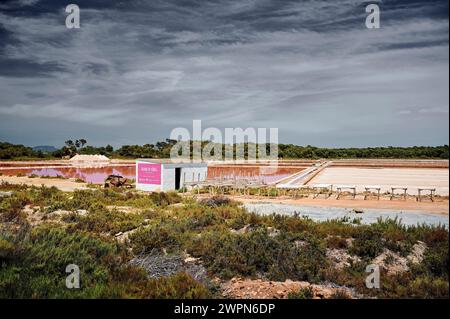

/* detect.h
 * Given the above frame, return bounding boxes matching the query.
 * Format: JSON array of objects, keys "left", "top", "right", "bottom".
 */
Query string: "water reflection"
[
  {"left": 1, "top": 164, "right": 304, "bottom": 185},
  {"left": 207, "top": 166, "right": 303, "bottom": 184},
  {"left": 0, "top": 165, "right": 136, "bottom": 184}
]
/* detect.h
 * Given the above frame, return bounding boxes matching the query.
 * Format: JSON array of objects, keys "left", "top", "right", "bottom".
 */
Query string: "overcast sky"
[{"left": 0, "top": 0, "right": 448, "bottom": 148}]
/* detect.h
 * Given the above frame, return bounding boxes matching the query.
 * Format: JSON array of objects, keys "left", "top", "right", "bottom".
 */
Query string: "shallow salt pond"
[
  {"left": 0, "top": 165, "right": 136, "bottom": 184},
  {"left": 244, "top": 203, "right": 449, "bottom": 228}
]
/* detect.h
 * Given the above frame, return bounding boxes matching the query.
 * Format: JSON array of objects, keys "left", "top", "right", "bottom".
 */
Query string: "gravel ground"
[{"left": 129, "top": 252, "right": 209, "bottom": 284}]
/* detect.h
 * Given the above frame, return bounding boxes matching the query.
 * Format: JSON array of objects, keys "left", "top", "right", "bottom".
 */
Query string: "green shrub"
[
  {"left": 420, "top": 226, "right": 449, "bottom": 247},
  {"left": 189, "top": 228, "right": 328, "bottom": 282},
  {"left": 139, "top": 272, "right": 211, "bottom": 299},
  {"left": 0, "top": 195, "right": 29, "bottom": 224},
  {"left": 148, "top": 192, "right": 182, "bottom": 207},
  {"left": 349, "top": 228, "right": 384, "bottom": 258},
  {"left": 130, "top": 220, "right": 189, "bottom": 254},
  {"left": 377, "top": 272, "right": 449, "bottom": 298},
  {"left": 199, "top": 196, "right": 233, "bottom": 208},
  {"left": 0, "top": 225, "right": 212, "bottom": 299},
  {"left": 268, "top": 234, "right": 328, "bottom": 282},
  {"left": 405, "top": 277, "right": 448, "bottom": 298},
  {"left": 326, "top": 236, "right": 348, "bottom": 249},
  {"left": 288, "top": 286, "right": 314, "bottom": 299},
  {"left": 330, "top": 289, "right": 351, "bottom": 299},
  {"left": 0, "top": 226, "right": 128, "bottom": 298},
  {"left": 69, "top": 208, "right": 145, "bottom": 234},
  {"left": 1, "top": 186, "right": 448, "bottom": 299},
  {"left": 0, "top": 238, "right": 15, "bottom": 260},
  {"left": 411, "top": 244, "right": 449, "bottom": 279}
]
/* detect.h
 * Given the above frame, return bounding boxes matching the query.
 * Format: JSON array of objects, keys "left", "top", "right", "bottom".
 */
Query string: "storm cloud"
[{"left": 0, "top": 0, "right": 448, "bottom": 147}]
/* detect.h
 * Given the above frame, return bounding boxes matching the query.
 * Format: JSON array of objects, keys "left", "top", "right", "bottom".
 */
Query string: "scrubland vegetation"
[
  {"left": 0, "top": 183, "right": 448, "bottom": 298},
  {"left": 1, "top": 140, "right": 448, "bottom": 160}
]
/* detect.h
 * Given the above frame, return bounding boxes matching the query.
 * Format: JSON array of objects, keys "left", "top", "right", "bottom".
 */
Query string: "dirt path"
[
  {"left": 0, "top": 175, "right": 89, "bottom": 192},
  {"left": 227, "top": 195, "right": 449, "bottom": 216}
]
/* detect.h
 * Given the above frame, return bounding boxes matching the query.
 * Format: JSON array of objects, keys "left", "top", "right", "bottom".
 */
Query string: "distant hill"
[{"left": 33, "top": 145, "right": 57, "bottom": 152}]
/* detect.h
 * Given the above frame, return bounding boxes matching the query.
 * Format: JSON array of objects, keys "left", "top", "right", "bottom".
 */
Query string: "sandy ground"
[
  {"left": 229, "top": 195, "right": 449, "bottom": 216},
  {"left": 308, "top": 167, "right": 449, "bottom": 195},
  {"left": 0, "top": 175, "right": 88, "bottom": 192}
]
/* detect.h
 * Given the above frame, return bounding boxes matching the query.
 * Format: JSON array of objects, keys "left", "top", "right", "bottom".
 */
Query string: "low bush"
[
  {"left": 148, "top": 192, "right": 182, "bottom": 207},
  {"left": 349, "top": 228, "right": 384, "bottom": 259},
  {"left": 420, "top": 226, "right": 449, "bottom": 247},
  {"left": 138, "top": 272, "right": 211, "bottom": 299},
  {"left": 0, "top": 195, "right": 29, "bottom": 224},
  {"left": 411, "top": 243, "right": 449, "bottom": 279},
  {"left": 330, "top": 289, "right": 352, "bottom": 299},
  {"left": 288, "top": 286, "right": 314, "bottom": 299},
  {"left": 130, "top": 220, "right": 189, "bottom": 254},
  {"left": 188, "top": 228, "right": 328, "bottom": 282},
  {"left": 326, "top": 236, "right": 348, "bottom": 249},
  {"left": 1, "top": 185, "right": 448, "bottom": 299},
  {"left": 68, "top": 208, "right": 145, "bottom": 235},
  {"left": 0, "top": 225, "right": 212, "bottom": 298},
  {"left": 0, "top": 226, "right": 129, "bottom": 298},
  {"left": 199, "top": 196, "right": 233, "bottom": 208}
]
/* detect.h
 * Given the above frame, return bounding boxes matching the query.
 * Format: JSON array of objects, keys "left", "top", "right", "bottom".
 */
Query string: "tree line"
[{"left": 0, "top": 140, "right": 448, "bottom": 160}]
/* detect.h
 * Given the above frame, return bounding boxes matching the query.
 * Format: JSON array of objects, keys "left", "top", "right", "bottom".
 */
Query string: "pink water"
[
  {"left": 0, "top": 165, "right": 136, "bottom": 184},
  {"left": 1, "top": 164, "right": 305, "bottom": 185},
  {"left": 207, "top": 166, "right": 304, "bottom": 184}
]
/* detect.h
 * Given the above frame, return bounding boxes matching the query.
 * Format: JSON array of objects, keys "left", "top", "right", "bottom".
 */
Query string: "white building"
[{"left": 135, "top": 159, "right": 208, "bottom": 192}]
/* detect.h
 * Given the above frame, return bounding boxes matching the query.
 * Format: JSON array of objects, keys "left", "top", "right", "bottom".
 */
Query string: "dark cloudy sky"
[{"left": 0, "top": 0, "right": 448, "bottom": 148}]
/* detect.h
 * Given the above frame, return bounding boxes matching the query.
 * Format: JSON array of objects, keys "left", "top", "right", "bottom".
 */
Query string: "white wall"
[
  {"left": 162, "top": 165, "right": 175, "bottom": 191},
  {"left": 180, "top": 166, "right": 208, "bottom": 185},
  {"left": 136, "top": 183, "right": 162, "bottom": 192},
  {"left": 163, "top": 165, "right": 208, "bottom": 191},
  {"left": 136, "top": 161, "right": 208, "bottom": 192}
]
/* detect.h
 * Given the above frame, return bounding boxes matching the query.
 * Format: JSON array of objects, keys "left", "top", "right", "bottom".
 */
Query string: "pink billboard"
[{"left": 137, "top": 163, "right": 162, "bottom": 185}]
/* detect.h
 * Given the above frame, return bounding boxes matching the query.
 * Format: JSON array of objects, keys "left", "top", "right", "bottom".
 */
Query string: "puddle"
[{"left": 244, "top": 203, "right": 448, "bottom": 227}]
